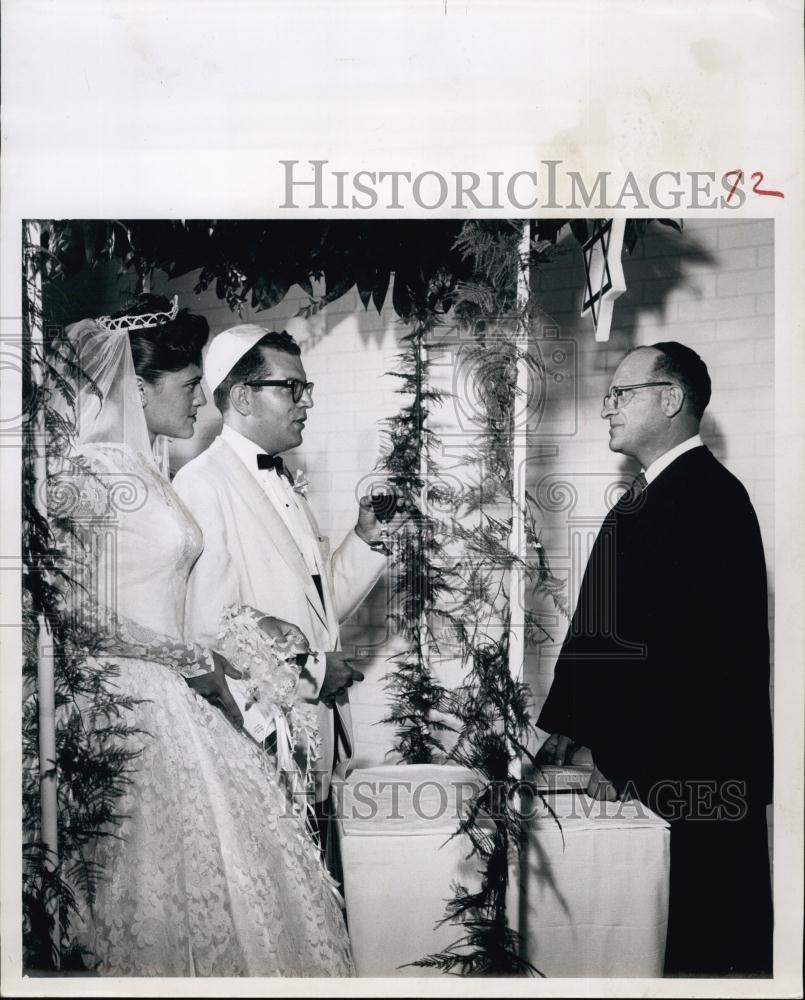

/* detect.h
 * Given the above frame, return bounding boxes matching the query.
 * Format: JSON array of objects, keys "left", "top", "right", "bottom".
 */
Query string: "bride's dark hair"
[{"left": 110, "top": 294, "right": 209, "bottom": 384}]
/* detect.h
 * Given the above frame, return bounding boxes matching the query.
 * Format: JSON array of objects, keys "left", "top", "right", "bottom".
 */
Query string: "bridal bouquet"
[{"left": 217, "top": 606, "right": 322, "bottom": 797}]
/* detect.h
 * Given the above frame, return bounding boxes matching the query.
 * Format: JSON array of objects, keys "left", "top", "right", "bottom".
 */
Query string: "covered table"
[{"left": 337, "top": 764, "right": 670, "bottom": 977}]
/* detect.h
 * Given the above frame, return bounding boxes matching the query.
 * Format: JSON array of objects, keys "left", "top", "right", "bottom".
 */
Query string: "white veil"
[{"left": 60, "top": 319, "right": 170, "bottom": 475}]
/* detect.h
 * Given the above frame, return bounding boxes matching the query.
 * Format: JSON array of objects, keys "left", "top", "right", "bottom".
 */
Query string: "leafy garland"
[
  {"left": 406, "top": 221, "right": 561, "bottom": 974},
  {"left": 373, "top": 222, "right": 569, "bottom": 973},
  {"left": 22, "top": 236, "right": 146, "bottom": 970},
  {"left": 377, "top": 274, "right": 466, "bottom": 763}
]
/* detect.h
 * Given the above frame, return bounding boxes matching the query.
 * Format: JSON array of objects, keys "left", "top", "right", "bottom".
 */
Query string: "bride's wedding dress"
[{"left": 65, "top": 441, "right": 353, "bottom": 976}]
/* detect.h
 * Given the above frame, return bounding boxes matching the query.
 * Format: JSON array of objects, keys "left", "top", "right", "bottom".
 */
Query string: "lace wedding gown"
[{"left": 66, "top": 443, "right": 353, "bottom": 976}]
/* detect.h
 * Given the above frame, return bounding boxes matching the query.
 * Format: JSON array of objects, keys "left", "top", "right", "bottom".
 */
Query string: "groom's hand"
[
  {"left": 187, "top": 650, "right": 244, "bottom": 730},
  {"left": 320, "top": 651, "right": 364, "bottom": 707},
  {"left": 355, "top": 494, "right": 406, "bottom": 548}
]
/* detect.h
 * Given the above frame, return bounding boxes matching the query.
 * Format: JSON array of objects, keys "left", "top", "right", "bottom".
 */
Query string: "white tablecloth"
[{"left": 338, "top": 764, "right": 670, "bottom": 977}]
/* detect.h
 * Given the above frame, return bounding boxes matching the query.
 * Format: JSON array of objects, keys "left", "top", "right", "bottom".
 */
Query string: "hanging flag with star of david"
[{"left": 580, "top": 218, "right": 627, "bottom": 342}]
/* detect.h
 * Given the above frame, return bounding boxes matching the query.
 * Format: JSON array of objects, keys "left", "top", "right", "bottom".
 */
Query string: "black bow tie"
[{"left": 256, "top": 453, "right": 294, "bottom": 484}]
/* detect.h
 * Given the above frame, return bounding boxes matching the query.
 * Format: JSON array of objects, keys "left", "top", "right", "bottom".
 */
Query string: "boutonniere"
[{"left": 292, "top": 471, "right": 310, "bottom": 497}]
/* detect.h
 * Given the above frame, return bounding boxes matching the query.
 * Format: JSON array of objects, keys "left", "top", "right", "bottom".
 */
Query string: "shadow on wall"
[
  {"left": 290, "top": 282, "right": 406, "bottom": 355},
  {"left": 700, "top": 414, "right": 727, "bottom": 464},
  {"left": 531, "top": 223, "right": 718, "bottom": 481},
  {"left": 614, "top": 223, "right": 717, "bottom": 344},
  {"left": 541, "top": 221, "right": 717, "bottom": 351}
]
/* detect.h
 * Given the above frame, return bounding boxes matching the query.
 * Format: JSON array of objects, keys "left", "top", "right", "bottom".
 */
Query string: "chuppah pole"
[
  {"left": 508, "top": 221, "right": 531, "bottom": 773},
  {"left": 504, "top": 221, "right": 531, "bottom": 951},
  {"left": 25, "top": 220, "right": 61, "bottom": 965}
]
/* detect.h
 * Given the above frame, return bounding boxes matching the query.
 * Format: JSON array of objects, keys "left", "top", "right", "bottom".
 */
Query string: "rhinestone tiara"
[{"left": 96, "top": 294, "right": 180, "bottom": 333}]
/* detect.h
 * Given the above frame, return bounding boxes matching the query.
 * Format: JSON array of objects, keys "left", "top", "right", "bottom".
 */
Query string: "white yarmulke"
[{"left": 204, "top": 324, "right": 269, "bottom": 393}]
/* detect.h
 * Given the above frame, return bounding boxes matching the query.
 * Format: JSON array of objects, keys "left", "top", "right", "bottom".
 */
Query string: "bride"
[{"left": 51, "top": 295, "right": 353, "bottom": 977}]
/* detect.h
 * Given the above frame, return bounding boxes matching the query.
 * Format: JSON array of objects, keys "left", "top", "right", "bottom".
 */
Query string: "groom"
[{"left": 175, "top": 324, "right": 390, "bottom": 846}]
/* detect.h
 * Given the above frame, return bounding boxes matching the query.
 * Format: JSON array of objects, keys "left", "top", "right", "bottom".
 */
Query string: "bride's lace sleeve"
[
  {"left": 88, "top": 611, "right": 213, "bottom": 679},
  {"left": 48, "top": 448, "right": 212, "bottom": 679}
]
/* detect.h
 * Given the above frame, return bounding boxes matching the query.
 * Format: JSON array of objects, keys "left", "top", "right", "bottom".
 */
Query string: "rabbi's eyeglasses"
[{"left": 602, "top": 382, "right": 676, "bottom": 410}]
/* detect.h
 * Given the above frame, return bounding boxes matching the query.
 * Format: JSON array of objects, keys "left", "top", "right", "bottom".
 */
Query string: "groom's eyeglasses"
[{"left": 245, "top": 379, "right": 315, "bottom": 404}]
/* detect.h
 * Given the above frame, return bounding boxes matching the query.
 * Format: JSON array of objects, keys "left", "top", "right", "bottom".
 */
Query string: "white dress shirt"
[
  {"left": 217, "top": 425, "right": 327, "bottom": 745},
  {"left": 220, "top": 424, "right": 321, "bottom": 578},
  {"left": 643, "top": 433, "right": 704, "bottom": 485}
]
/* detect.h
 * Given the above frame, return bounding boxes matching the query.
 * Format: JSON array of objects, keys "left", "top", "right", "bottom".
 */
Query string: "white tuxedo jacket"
[{"left": 174, "top": 435, "right": 386, "bottom": 796}]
